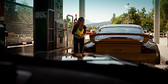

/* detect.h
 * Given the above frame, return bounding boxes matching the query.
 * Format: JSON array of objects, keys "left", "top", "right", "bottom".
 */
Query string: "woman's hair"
[{"left": 74, "top": 17, "right": 84, "bottom": 27}]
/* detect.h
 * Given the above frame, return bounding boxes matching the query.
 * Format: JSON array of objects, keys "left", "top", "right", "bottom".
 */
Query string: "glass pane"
[
  {"left": 5, "top": 1, "right": 33, "bottom": 45},
  {"left": 16, "top": 0, "right": 33, "bottom": 7},
  {"left": 99, "top": 27, "right": 142, "bottom": 33}
]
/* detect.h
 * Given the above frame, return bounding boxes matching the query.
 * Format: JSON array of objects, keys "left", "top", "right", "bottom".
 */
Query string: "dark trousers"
[{"left": 74, "top": 36, "right": 84, "bottom": 53}]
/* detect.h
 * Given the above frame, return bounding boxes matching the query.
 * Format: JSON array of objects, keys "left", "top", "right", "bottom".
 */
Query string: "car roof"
[{"left": 100, "top": 24, "right": 142, "bottom": 29}]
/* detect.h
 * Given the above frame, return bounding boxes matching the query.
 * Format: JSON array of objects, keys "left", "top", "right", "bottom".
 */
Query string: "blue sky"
[
  {"left": 16, "top": 0, "right": 33, "bottom": 6},
  {"left": 63, "top": 0, "right": 153, "bottom": 24},
  {"left": 16, "top": 0, "right": 153, "bottom": 24}
]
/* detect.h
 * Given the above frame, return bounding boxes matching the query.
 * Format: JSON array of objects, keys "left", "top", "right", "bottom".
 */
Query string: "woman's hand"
[
  {"left": 74, "top": 34, "right": 81, "bottom": 38},
  {"left": 81, "top": 34, "right": 85, "bottom": 39}
]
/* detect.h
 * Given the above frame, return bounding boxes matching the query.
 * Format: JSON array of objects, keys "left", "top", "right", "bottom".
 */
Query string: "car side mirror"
[{"left": 98, "top": 29, "right": 101, "bottom": 32}]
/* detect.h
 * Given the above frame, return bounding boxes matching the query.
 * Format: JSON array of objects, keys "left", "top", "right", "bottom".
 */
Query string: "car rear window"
[{"left": 98, "top": 27, "right": 143, "bottom": 34}]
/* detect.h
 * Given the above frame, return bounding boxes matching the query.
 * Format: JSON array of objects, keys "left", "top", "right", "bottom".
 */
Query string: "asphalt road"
[{"left": 158, "top": 38, "right": 168, "bottom": 64}]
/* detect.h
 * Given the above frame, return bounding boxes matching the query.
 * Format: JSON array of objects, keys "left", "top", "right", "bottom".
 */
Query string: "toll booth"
[
  {"left": 55, "top": 19, "right": 65, "bottom": 49},
  {"left": 34, "top": 0, "right": 65, "bottom": 52}
]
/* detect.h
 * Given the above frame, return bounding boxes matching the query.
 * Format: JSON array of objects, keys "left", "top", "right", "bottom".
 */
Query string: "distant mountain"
[
  {"left": 86, "top": 21, "right": 111, "bottom": 28},
  {"left": 85, "top": 19, "right": 93, "bottom": 25}
]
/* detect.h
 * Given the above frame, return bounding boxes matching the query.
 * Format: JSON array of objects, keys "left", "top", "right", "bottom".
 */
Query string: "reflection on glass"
[
  {"left": 5, "top": 1, "right": 33, "bottom": 55},
  {"left": 16, "top": 0, "right": 33, "bottom": 7}
]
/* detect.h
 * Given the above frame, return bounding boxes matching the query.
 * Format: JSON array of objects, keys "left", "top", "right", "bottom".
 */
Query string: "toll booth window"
[
  {"left": 4, "top": 0, "right": 33, "bottom": 55},
  {"left": 15, "top": 0, "right": 33, "bottom": 7},
  {"left": 60, "top": 13, "right": 63, "bottom": 19},
  {"left": 49, "top": 0, "right": 54, "bottom": 9},
  {"left": 57, "top": 0, "right": 61, "bottom": 3},
  {"left": 49, "top": 11, "right": 54, "bottom": 28},
  {"left": 60, "top": 24, "right": 63, "bottom": 27},
  {"left": 6, "top": 0, "right": 15, "bottom": 2},
  {"left": 57, "top": 12, "right": 60, "bottom": 19},
  {"left": 56, "top": 3, "right": 59, "bottom": 9},
  {"left": 59, "top": 24, "right": 64, "bottom": 44},
  {"left": 60, "top": 5, "right": 63, "bottom": 10}
]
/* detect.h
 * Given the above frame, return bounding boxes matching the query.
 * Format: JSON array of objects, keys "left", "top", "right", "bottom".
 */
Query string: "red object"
[
  {"left": 86, "top": 29, "right": 96, "bottom": 35},
  {"left": 75, "top": 19, "right": 77, "bottom": 23},
  {"left": 0, "top": 0, "right": 5, "bottom": 24},
  {"left": 22, "top": 42, "right": 27, "bottom": 45},
  {"left": 75, "top": 14, "right": 77, "bottom": 19}
]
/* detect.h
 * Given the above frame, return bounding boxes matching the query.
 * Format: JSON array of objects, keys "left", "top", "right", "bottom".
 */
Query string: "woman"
[{"left": 72, "top": 17, "right": 86, "bottom": 56}]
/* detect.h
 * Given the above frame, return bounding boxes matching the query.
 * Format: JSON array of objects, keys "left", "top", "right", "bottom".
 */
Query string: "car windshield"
[
  {"left": 2, "top": 1, "right": 168, "bottom": 84},
  {"left": 98, "top": 27, "right": 143, "bottom": 33},
  {"left": 1, "top": 0, "right": 168, "bottom": 75}
]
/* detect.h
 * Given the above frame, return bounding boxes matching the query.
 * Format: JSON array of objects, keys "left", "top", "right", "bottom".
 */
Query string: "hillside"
[{"left": 85, "top": 21, "right": 111, "bottom": 27}]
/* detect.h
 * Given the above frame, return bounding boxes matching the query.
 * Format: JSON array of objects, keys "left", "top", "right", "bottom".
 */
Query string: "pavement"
[{"left": 158, "top": 38, "right": 168, "bottom": 64}]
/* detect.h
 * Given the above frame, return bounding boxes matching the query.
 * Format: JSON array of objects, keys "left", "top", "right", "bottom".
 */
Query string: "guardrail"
[
  {"left": 160, "top": 32, "right": 167, "bottom": 38},
  {"left": 158, "top": 33, "right": 168, "bottom": 47}
]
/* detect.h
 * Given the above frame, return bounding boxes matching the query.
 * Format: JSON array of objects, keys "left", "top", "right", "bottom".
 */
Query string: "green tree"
[
  {"left": 97, "top": 26, "right": 100, "bottom": 30},
  {"left": 128, "top": 7, "right": 141, "bottom": 25},
  {"left": 111, "top": 13, "right": 128, "bottom": 24},
  {"left": 121, "top": 13, "right": 128, "bottom": 24},
  {"left": 140, "top": 7, "right": 146, "bottom": 18},
  {"left": 142, "top": 10, "right": 154, "bottom": 31},
  {"left": 63, "top": 18, "right": 73, "bottom": 29},
  {"left": 160, "top": 0, "right": 168, "bottom": 32},
  {"left": 87, "top": 25, "right": 92, "bottom": 30},
  {"left": 110, "top": 7, "right": 154, "bottom": 30},
  {"left": 139, "top": 7, "right": 147, "bottom": 27},
  {"left": 17, "top": 6, "right": 33, "bottom": 23},
  {"left": 111, "top": 13, "right": 116, "bottom": 24},
  {"left": 165, "top": 22, "right": 168, "bottom": 32},
  {"left": 113, "top": 16, "right": 122, "bottom": 24},
  {"left": 63, "top": 18, "right": 71, "bottom": 22},
  {"left": 92, "top": 26, "right": 96, "bottom": 30}
]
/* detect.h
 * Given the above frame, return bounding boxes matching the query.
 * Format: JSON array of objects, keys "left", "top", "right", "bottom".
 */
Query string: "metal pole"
[
  {"left": 66, "top": 15, "right": 74, "bottom": 52},
  {"left": 66, "top": 15, "right": 68, "bottom": 48},
  {"left": 79, "top": 0, "right": 85, "bottom": 19},
  {"left": 154, "top": 0, "right": 160, "bottom": 44},
  {"left": 72, "top": 17, "right": 74, "bottom": 30}
]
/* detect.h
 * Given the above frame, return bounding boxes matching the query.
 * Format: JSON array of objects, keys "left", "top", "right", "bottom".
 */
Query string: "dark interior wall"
[{"left": 34, "top": 0, "right": 49, "bottom": 52}]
